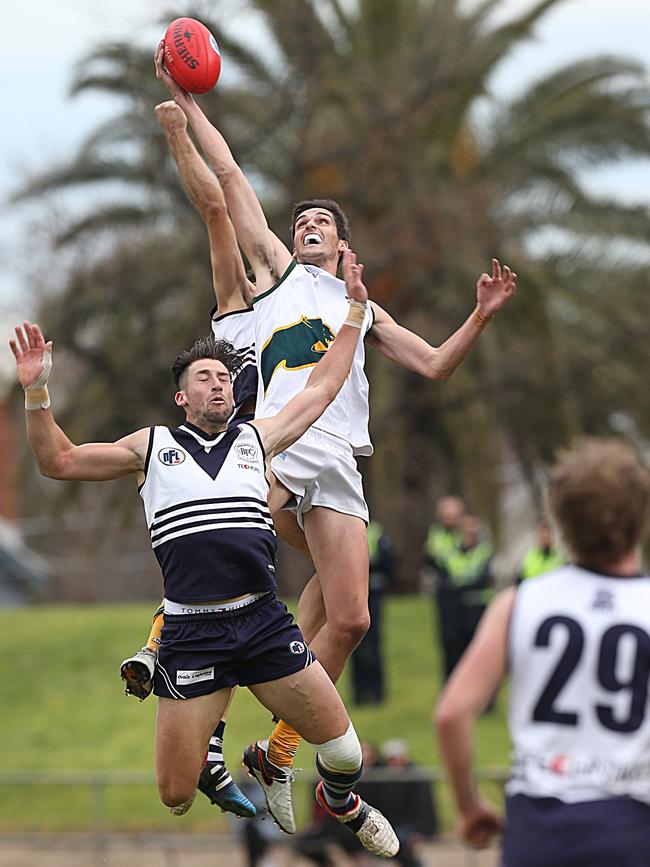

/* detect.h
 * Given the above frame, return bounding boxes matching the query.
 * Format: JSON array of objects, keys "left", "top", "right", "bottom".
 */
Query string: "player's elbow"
[
  {"left": 308, "top": 379, "right": 342, "bottom": 412},
  {"left": 321, "top": 379, "right": 343, "bottom": 405},
  {"left": 36, "top": 451, "right": 74, "bottom": 481},
  {"left": 216, "top": 162, "right": 242, "bottom": 189},
  {"left": 38, "top": 460, "right": 67, "bottom": 480},
  {"left": 426, "top": 350, "right": 451, "bottom": 382},
  {"left": 435, "top": 693, "right": 464, "bottom": 734},
  {"left": 204, "top": 198, "right": 228, "bottom": 224}
]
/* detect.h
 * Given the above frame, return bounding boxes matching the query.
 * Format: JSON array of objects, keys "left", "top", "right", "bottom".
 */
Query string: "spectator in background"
[
  {"left": 231, "top": 775, "right": 284, "bottom": 867},
  {"left": 425, "top": 496, "right": 463, "bottom": 679},
  {"left": 431, "top": 513, "right": 493, "bottom": 680},
  {"left": 517, "top": 520, "right": 565, "bottom": 584},
  {"left": 351, "top": 519, "right": 396, "bottom": 704},
  {"left": 364, "top": 739, "right": 438, "bottom": 867},
  {"left": 425, "top": 496, "right": 465, "bottom": 575}
]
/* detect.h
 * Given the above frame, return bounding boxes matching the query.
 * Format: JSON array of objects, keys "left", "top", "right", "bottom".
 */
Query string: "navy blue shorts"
[
  {"left": 153, "top": 593, "right": 315, "bottom": 699},
  {"left": 502, "top": 793, "right": 650, "bottom": 867}
]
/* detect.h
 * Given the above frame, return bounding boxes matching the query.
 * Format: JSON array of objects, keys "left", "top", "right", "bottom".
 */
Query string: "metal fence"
[{"left": 0, "top": 767, "right": 508, "bottom": 867}]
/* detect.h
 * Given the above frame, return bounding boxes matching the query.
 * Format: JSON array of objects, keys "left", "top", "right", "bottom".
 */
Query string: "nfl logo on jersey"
[{"left": 158, "top": 448, "right": 186, "bottom": 466}]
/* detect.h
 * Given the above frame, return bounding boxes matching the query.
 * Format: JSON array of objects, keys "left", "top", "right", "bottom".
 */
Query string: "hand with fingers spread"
[
  {"left": 476, "top": 258, "right": 517, "bottom": 321},
  {"left": 154, "top": 39, "right": 194, "bottom": 112},
  {"left": 9, "top": 322, "right": 53, "bottom": 409}
]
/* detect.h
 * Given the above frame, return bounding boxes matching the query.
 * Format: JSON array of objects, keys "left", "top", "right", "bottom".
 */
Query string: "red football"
[{"left": 163, "top": 18, "right": 221, "bottom": 94}]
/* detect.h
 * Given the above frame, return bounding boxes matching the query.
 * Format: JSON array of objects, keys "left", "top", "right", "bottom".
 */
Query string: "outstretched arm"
[
  {"left": 435, "top": 587, "right": 515, "bottom": 848},
  {"left": 10, "top": 322, "right": 147, "bottom": 482},
  {"left": 253, "top": 250, "right": 367, "bottom": 457},
  {"left": 368, "top": 259, "right": 517, "bottom": 379},
  {"left": 155, "top": 43, "right": 292, "bottom": 291},
  {"left": 155, "top": 101, "right": 253, "bottom": 312}
]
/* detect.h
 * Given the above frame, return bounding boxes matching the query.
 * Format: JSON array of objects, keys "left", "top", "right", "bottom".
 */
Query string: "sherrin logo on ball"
[{"left": 163, "top": 17, "right": 222, "bottom": 94}]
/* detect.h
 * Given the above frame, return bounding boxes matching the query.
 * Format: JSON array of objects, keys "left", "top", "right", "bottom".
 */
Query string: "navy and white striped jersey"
[
  {"left": 139, "top": 421, "right": 276, "bottom": 602},
  {"left": 211, "top": 306, "right": 257, "bottom": 422}
]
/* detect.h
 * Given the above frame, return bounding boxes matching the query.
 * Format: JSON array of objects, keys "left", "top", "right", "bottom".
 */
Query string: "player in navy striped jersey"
[
  {"left": 11, "top": 254, "right": 400, "bottom": 858},
  {"left": 116, "top": 101, "right": 259, "bottom": 817},
  {"left": 119, "top": 100, "right": 317, "bottom": 818},
  {"left": 436, "top": 439, "right": 650, "bottom": 866}
]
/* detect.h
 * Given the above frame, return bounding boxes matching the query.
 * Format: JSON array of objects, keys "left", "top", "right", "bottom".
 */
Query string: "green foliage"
[
  {"left": 0, "top": 598, "right": 509, "bottom": 832},
  {"left": 14, "top": 0, "right": 650, "bottom": 587}
]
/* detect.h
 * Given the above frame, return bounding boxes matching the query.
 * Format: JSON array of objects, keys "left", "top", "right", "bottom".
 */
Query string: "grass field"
[{"left": 0, "top": 597, "right": 510, "bottom": 833}]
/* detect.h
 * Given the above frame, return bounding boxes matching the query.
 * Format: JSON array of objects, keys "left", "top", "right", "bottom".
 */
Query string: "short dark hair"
[
  {"left": 291, "top": 199, "right": 351, "bottom": 242},
  {"left": 171, "top": 335, "right": 243, "bottom": 389},
  {"left": 548, "top": 438, "right": 650, "bottom": 569}
]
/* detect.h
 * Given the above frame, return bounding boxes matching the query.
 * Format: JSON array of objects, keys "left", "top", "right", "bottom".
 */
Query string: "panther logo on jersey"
[{"left": 260, "top": 316, "right": 336, "bottom": 394}]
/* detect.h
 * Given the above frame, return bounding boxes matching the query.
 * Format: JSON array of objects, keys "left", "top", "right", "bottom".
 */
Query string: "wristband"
[
  {"left": 24, "top": 348, "right": 52, "bottom": 410},
  {"left": 344, "top": 300, "right": 367, "bottom": 329},
  {"left": 472, "top": 307, "right": 492, "bottom": 328}
]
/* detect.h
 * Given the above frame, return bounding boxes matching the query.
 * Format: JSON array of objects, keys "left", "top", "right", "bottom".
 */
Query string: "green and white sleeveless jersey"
[{"left": 252, "top": 261, "right": 374, "bottom": 456}]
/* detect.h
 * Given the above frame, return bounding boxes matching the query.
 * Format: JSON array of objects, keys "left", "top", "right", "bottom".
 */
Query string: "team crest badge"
[
  {"left": 158, "top": 447, "right": 186, "bottom": 466},
  {"left": 236, "top": 444, "right": 258, "bottom": 462}
]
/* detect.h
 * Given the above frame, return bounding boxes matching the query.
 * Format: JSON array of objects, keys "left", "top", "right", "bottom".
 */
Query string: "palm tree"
[{"left": 16, "top": 0, "right": 650, "bottom": 588}]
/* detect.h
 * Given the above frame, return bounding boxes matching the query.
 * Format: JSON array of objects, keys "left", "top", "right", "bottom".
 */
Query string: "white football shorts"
[{"left": 271, "top": 426, "right": 369, "bottom": 528}]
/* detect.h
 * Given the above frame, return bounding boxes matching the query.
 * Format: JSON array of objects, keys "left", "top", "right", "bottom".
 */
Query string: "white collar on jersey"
[
  {"left": 178, "top": 422, "right": 229, "bottom": 454},
  {"left": 302, "top": 264, "right": 325, "bottom": 277}
]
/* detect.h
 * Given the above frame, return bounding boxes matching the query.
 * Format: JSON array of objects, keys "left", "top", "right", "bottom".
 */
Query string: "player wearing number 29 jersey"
[
  {"left": 508, "top": 563, "right": 650, "bottom": 804},
  {"left": 437, "top": 438, "right": 650, "bottom": 867}
]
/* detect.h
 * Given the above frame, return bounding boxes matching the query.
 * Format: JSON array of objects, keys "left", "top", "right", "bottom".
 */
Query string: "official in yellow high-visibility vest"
[
  {"left": 425, "top": 496, "right": 465, "bottom": 574},
  {"left": 517, "top": 522, "right": 565, "bottom": 584},
  {"left": 430, "top": 513, "right": 493, "bottom": 680}
]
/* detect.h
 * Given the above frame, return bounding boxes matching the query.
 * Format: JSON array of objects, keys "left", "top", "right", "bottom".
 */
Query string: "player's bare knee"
[
  {"left": 330, "top": 610, "right": 370, "bottom": 651},
  {"left": 158, "top": 778, "right": 195, "bottom": 808},
  {"left": 158, "top": 773, "right": 198, "bottom": 807}
]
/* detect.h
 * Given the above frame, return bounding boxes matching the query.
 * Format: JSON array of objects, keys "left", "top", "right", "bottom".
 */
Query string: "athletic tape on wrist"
[
  {"left": 24, "top": 349, "right": 52, "bottom": 410},
  {"left": 344, "top": 300, "right": 367, "bottom": 329}
]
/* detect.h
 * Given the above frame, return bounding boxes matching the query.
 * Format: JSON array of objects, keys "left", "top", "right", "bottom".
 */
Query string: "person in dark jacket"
[{"left": 351, "top": 520, "right": 396, "bottom": 704}]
